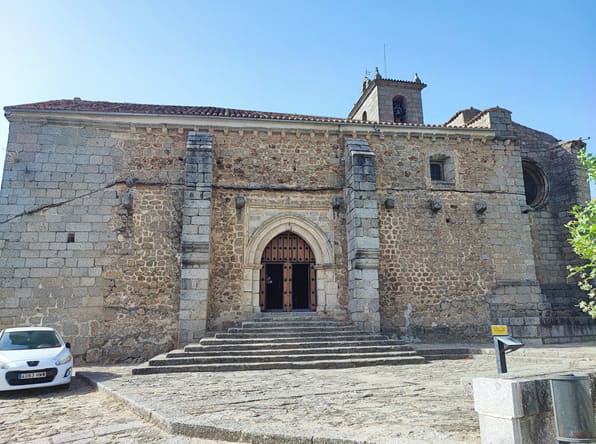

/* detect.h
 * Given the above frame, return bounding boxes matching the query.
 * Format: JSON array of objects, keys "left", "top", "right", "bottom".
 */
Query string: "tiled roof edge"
[{"left": 5, "top": 99, "right": 488, "bottom": 130}]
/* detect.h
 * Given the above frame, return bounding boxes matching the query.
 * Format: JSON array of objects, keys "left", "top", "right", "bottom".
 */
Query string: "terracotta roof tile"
[
  {"left": 4, "top": 99, "right": 472, "bottom": 129},
  {"left": 4, "top": 99, "right": 347, "bottom": 122}
]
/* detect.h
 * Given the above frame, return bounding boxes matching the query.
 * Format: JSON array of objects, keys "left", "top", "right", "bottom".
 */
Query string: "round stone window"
[{"left": 522, "top": 161, "right": 548, "bottom": 208}]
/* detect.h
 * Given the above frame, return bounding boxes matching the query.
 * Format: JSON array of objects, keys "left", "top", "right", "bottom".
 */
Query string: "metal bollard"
[{"left": 550, "top": 374, "right": 595, "bottom": 443}]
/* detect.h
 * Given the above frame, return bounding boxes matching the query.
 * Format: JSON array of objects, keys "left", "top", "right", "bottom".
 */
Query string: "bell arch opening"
[{"left": 392, "top": 95, "right": 406, "bottom": 123}]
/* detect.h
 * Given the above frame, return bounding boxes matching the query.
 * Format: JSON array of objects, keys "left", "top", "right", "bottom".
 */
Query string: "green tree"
[{"left": 566, "top": 148, "right": 596, "bottom": 318}]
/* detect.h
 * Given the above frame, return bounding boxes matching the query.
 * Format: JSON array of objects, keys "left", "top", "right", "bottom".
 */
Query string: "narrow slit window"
[
  {"left": 67, "top": 233, "right": 75, "bottom": 243},
  {"left": 430, "top": 162, "right": 444, "bottom": 181}
]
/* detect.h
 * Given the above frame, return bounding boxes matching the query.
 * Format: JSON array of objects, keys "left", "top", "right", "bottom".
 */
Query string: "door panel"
[
  {"left": 309, "top": 264, "right": 317, "bottom": 311},
  {"left": 262, "top": 232, "right": 314, "bottom": 263},
  {"left": 283, "top": 262, "right": 292, "bottom": 311},
  {"left": 265, "top": 264, "right": 284, "bottom": 310},
  {"left": 259, "top": 231, "right": 317, "bottom": 312},
  {"left": 292, "top": 264, "right": 310, "bottom": 309},
  {"left": 259, "top": 266, "right": 266, "bottom": 311}
]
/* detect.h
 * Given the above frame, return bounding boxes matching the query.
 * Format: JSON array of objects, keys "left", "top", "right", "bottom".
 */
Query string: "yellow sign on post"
[{"left": 491, "top": 325, "right": 509, "bottom": 336}]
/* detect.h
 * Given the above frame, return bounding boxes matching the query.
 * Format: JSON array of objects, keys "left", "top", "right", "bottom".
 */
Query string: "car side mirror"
[{"left": 65, "top": 342, "right": 71, "bottom": 349}]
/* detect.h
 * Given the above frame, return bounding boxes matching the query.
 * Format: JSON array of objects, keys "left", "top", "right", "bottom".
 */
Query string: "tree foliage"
[{"left": 566, "top": 148, "right": 596, "bottom": 318}]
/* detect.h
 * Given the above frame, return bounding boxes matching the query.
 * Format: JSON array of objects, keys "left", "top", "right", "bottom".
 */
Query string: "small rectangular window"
[
  {"left": 67, "top": 233, "right": 75, "bottom": 243},
  {"left": 430, "top": 162, "right": 444, "bottom": 181}
]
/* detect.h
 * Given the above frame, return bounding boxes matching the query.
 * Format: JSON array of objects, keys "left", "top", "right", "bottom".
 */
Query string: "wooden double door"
[{"left": 259, "top": 232, "right": 316, "bottom": 312}]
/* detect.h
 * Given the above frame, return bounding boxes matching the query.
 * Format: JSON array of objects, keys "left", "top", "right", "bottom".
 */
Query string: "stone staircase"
[{"left": 133, "top": 313, "right": 426, "bottom": 374}]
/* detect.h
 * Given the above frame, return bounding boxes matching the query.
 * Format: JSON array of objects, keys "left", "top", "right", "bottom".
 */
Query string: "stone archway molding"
[{"left": 245, "top": 214, "right": 334, "bottom": 266}]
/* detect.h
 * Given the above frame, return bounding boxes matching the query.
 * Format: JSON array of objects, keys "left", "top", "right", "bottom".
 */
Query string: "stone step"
[
  {"left": 205, "top": 334, "right": 393, "bottom": 344},
  {"left": 133, "top": 355, "right": 426, "bottom": 374},
  {"left": 151, "top": 350, "right": 419, "bottom": 366},
  {"left": 188, "top": 338, "right": 405, "bottom": 350},
  {"left": 415, "top": 348, "right": 476, "bottom": 361},
  {"left": 227, "top": 326, "right": 359, "bottom": 334},
  {"left": 132, "top": 313, "right": 430, "bottom": 374},
  {"left": 214, "top": 331, "right": 377, "bottom": 340},
  {"left": 252, "top": 319, "right": 325, "bottom": 324},
  {"left": 256, "top": 312, "right": 320, "bottom": 318},
  {"left": 241, "top": 321, "right": 353, "bottom": 328},
  {"left": 171, "top": 344, "right": 413, "bottom": 357},
  {"left": 422, "top": 354, "right": 471, "bottom": 361}
]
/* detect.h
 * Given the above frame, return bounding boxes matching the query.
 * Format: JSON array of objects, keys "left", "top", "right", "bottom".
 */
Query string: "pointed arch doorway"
[{"left": 259, "top": 231, "right": 316, "bottom": 312}]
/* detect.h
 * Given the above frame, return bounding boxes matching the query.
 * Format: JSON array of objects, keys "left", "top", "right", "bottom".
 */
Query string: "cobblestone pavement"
[
  {"left": 0, "top": 376, "right": 235, "bottom": 444},
  {"left": 1, "top": 349, "right": 595, "bottom": 444}
]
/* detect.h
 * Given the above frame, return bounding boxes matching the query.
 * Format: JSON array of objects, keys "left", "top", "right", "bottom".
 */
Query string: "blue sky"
[{"left": 1, "top": 0, "right": 594, "bottom": 189}]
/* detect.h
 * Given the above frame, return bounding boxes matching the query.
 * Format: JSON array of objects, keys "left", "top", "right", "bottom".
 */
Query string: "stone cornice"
[{"left": 5, "top": 109, "right": 495, "bottom": 139}]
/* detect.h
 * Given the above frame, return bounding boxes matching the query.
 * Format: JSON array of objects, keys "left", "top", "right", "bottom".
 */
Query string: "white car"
[{"left": 0, "top": 327, "right": 73, "bottom": 391}]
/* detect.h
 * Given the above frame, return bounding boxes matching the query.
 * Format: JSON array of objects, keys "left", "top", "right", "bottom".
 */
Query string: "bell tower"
[{"left": 348, "top": 68, "right": 426, "bottom": 124}]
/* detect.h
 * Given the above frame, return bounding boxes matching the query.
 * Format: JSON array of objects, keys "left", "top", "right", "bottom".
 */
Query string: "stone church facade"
[{"left": 1, "top": 73, "right": 595, "bottom": 362}]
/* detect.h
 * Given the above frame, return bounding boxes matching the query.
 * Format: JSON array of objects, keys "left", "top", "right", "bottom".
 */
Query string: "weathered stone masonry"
[
  {"left": 207, "top": 129, "right": 346, "bottom": 330},
  {"left": 344, "top": 139, "right": 381, "bottom": 332},
  {"left": 0, "top": 121, "right": 185, "bottom": 361},
  {"left": 1, "top": 73, "right": 595, "bottom": 362},
  {"left": 179, "top": 132, "right": 213, "bottom": 345}
]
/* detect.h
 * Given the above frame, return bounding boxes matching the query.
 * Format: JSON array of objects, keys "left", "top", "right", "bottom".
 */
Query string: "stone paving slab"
[
  {"left": 78, "top": 354, "right": 573, "bottom": 444},
  {"left": 78, "top": 346, "right": 596, "bottom": 444},
  {"left": 79, "top": 364, "right": 476, "bottom": 443},
  {"left": 3, "top": 344, "right": 595, "bottom": 444}
]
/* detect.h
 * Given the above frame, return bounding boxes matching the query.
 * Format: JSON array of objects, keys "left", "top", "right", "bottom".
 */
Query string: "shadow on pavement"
[
  {"left": 76, "top": 370, "right": 122, "bottom": 383},
  {"left": 0, "top": 377, "right": 80, "bottom": 400}
]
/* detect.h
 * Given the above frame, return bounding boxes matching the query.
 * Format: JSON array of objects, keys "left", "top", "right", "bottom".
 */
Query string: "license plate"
[{"left": 19, "top": 371, "right": 46, "bottom": 380}]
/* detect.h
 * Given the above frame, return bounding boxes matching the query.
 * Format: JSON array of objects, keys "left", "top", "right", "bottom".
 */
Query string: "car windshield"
[{"left": 0, "top": 330, "right": 62, "bottom": 350}]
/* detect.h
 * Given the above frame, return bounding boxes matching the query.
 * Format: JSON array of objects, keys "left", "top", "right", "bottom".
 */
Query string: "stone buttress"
[
  {"left": 178, "top": 132, "right": 213, "bottom": 345},
  {"left": 343, "top": 139, "right": 381, "bottom": 332}
]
